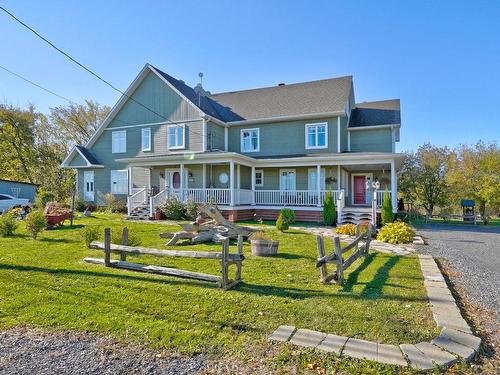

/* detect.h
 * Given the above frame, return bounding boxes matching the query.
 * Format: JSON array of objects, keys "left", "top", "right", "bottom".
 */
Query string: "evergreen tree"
[
  {"left": 381, "top": 191, "right": 394, "bottom": 225},
  {"left": 323, "top": 191, "right": 337, "bottom": 225}
]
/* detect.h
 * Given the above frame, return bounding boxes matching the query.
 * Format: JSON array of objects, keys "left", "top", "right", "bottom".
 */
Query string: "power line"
[
  {"left": 0, "top": 6, "right": 212, "bottom": 142},
  {"left": 0, "top": 63, "right": 134, "bottom": 128},
  {"left": 0, "top": 64, "right": 76, "bottom": 104}
]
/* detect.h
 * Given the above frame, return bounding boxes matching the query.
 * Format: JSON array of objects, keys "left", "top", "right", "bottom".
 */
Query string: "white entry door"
[
  {"left": 83, "top": 171, "right": 95, "bottom": 201},
  {"left": 279, "top": 169, "right": 296, "bottom": 191}
]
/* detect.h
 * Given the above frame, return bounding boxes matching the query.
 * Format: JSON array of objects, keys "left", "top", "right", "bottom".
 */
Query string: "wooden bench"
[
  {"left": 84, "top": 227, "right": 244, "bottom": 290},
  {"left": 315, "top": 223, "right": 374, "bottom": 285}
]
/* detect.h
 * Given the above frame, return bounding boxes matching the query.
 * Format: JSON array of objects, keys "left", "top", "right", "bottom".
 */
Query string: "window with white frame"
[
  {"left": 110, "top": 170, "right": 128, "bottom": 194},
  {"left": 167, "top": 124, "right": 185, "bottom": 149},
  {"left": 305, "top": 123, "right": 327, "bottom": 149},
  {"left": 112, "top": 130, "right": 126, "bottom": 153},
  {"left": 241, "top": 128, "right": 259, "bottom": 152},
  {"left": 141, "top": 128, "right": 151, "bottom": 151},
  {"left": 255, "top": 169, "right": 264, "bottom": 186}
]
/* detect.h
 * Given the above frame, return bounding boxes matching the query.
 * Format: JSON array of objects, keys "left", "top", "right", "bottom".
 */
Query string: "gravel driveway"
[{"left": 417, "top": 224, "right": 500, "bottom": 315}]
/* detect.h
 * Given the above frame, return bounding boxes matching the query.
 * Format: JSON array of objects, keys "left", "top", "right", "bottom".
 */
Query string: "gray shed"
[{"left": 0, "top": 179, "right": 38, "bottom": 202}]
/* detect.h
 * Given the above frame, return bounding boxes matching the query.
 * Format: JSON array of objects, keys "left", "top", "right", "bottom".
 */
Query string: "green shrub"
[
  {"left": 0, "top": 212, "right": 18, "bottom": 237},
  {"left": 81, "top": 225, "right": 101, "bottom": 248},
  {"left": 103, "top": 193, "right": 127, "bottom": 213},
  {"left": 185, "top": 198, "right": 199, "bottom": 220},
  {"left": 322, "top": 191, "right": 336, "bottom": 225},
  {"left": 377, "top": 221, "right": 415, "bottom": 244},
  {"left": 397, "top": 198, "right": 405, "bottom": 211},
  {"left": 381, "top": 191, "right": 394, "bottom": 225},
  {"left": 25, "top": 210, "right": 47, "bottom": 239},
  {"left": 111, "top": 227, "right": 142, "bottom": 247},
  {"left": 161, "top": 197, "right": 186, "bottom": 220},
  {"left": 280, "top": 208, "right": 295, "bottom": 224},
  {"left": 275, "top": 208, "right": 295, "bottom": 232},
  {"left": 275, "top": 213, "right": 288, "bottom": 232},
  {"left": 35, "top": 190, "right": 55, "bottom": 209},
  {"left": 75, "top": 199, "right": 86, "bottom": 212},
  {"left": 393, "top": 212, "right": 409, "bottom": 223}
]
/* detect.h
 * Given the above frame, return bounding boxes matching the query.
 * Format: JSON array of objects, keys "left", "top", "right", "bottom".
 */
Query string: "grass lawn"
[{"left": 0, "top": 213, "right": 439, "bottom": 373}]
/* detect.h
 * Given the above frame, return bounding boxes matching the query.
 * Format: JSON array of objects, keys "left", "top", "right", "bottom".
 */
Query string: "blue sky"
[{"left": 0, "top": 0, "right": 499, "bottom": 151}]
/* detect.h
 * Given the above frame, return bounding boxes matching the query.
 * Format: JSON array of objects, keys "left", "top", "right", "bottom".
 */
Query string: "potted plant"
[{"left": 250, "top": 231, "right": 279, "bottom": 256}]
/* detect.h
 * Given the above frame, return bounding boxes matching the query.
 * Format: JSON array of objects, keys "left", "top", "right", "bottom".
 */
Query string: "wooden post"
[
  {"left": 120, "top": 227, "right": 128, "bottom": 261},
  {"left": 70, "top": 178, "right": 76, "bottom": 227},
  {"left": 354, "top": 223, "right": 360, "bottom": 253},
  {"left": 220, "top": 238, "right": 229, "bottom": 288},
  {"left": 104, "top": 228, "right": 111, "bottom": 267},
  {"left": 236, "top": 235, "right": 243, "bottom": 281},
  {"left": 333, "top": 236, "right": 344, "bottom": 285},
  {"left": 316, "top": 235, "right": 328, "bottom": 282}
]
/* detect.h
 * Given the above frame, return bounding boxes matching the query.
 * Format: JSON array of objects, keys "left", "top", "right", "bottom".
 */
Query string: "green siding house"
[{"left": 62, "top": 64, "right": 403, "bottom": 222}]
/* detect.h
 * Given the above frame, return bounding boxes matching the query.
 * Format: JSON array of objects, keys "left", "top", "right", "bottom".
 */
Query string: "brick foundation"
[{"left": 221, "top": 208, "right": 323, "bottom": 223}]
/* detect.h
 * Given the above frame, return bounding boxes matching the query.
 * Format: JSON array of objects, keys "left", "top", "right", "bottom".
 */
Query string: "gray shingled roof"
[
  {"left": 209, "top": 76, "right": 352, "bottom": 121},
  {"left": 349, "top": 99, "right": 401, "bottom": 128},
  {"left": 76, "top": 146, "right": 100, "bottom": 165}
]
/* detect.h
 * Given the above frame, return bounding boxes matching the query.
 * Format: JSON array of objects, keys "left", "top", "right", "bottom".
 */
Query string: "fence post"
[
  {"left": 220, "top": 238, "right": 229, "bottom": 289},
  {"left": 235, "top": 235, "right": 243, "bottom": 281},
  {"left": 120, "top": 227, "right": 128, "bottom": 261},
  {"left": 316, "top": 235, "right": 328, "bottom": 282},
  {"left": 354, "top": 224, "right": 360, "bottom": 252},
  {"left": 333, "top": 236, "right": 344, "bottom": 285},
  {"left": 104, "top": 228, "right": 111, "bottom": 267}
]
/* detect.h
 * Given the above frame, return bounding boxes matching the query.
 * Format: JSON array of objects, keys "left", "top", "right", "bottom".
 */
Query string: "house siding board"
[
  {"left": 240, "top": 165, "right": 251, "bottom": 189},
  {"left": 0, "top": 181, "right": 37, "bottom": 201},
  {"left": 340, "top": 116, "right": 348, "bottom": 152},
  {"left": 108, "top": 71, "right": 200, "bottom": 127},
  {"left": 254, "top": 166, "right": 339, "bottom": 190},
  {"left": 208, "top": 121, "right": 225, "bottom": 151},
  {"left": 131, "top": 167, "right": 149, "bottom": 189},
  {"left": 227, "top": 117, "right": 340, "bottom": 157},
  {"left": 350, "top": 128, "right": 392, "bottom": 152}
]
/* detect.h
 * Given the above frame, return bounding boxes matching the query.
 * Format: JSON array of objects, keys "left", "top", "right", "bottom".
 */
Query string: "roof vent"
[{"left": 278, "top": 83, "right": 285, "bottom": 86}]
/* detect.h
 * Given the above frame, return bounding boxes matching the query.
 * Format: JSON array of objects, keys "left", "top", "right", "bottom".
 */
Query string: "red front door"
[{"left": 353, "top": 176, "right": 366, "bottom": 204}]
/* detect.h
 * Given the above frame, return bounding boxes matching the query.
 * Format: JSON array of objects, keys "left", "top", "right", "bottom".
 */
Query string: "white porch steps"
[
  {"left": 339, "top": 207, "right": 374, "bottom": 225},
  {"left": 126, "top": 204, "right": 150, "bottom": 220}
]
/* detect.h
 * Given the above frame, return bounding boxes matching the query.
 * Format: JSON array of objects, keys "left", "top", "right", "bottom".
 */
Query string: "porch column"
[
  {"left": 251, "top": 166, "right": 256, "bottom": 205},
  {"left": 202, "top": 164, "right": 207, "bottom": 202},
  {"left": 180, "top": 163, "right": 185, "bottom": 202},
  {"left": 229, "top": 160, "right": 235, "bottom": 207},
  {"left": 391, "top": 160, "right": 397, "bottom": 213},
  {"left": 316, "top": 164, "right": 321, "bottom": 207}
]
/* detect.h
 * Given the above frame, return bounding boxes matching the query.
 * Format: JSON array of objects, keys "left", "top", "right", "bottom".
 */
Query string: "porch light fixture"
[{"left": 366, "top": 179, "right": 380, "bottom": 191}]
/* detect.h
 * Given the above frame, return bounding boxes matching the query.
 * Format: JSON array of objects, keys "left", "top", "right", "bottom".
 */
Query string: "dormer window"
[
  {"left": 305, "top": 123, "right": 328, "bottom": 149},
  {"left": 241, "top": 128, "right": 259, "bottom": 152}
]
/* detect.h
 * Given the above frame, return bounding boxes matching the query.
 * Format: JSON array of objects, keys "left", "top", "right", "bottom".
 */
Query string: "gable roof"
[
  {"left": 348, "top": 99, "right": 401, "bottom": 128},
  {"left": 61, "top": 145, "right": 103, "bottom": 168},
  {"left": 209, "top": 76, "right": 353, "bottom": 121}
]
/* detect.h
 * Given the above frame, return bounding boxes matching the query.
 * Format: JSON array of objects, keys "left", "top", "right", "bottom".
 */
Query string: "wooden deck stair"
[{"left": 339, "top": 206, "right": 376, "bottom": 225}]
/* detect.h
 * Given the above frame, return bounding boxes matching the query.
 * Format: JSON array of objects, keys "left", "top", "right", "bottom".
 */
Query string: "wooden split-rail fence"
[
  {"left": 84, "top": 227, "right": 244, "bottom": 290},
  {"left": 315, "top": 223, "right": 374, "bottom": 285}
]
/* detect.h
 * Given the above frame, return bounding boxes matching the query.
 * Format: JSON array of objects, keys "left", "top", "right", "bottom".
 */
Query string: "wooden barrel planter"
[{"left": 250, "top": 239, "right": 279, "bottom": 256}]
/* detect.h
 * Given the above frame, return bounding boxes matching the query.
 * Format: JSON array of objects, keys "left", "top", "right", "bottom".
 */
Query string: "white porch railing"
[
  {"left": 127, "top": 187, "right": 148, "bottom": 216},
  {"left": 376, "top": 190, "right": 391, "bottom": 207},
  {"left": 142, "top": 188, "right": 346, "bottom": 216}
]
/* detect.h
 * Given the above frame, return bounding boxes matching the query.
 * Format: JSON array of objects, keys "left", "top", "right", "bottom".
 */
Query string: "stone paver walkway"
[
  {"left": 293, "top": 226, "right": 416, "bottom": 256},
  {"left": 269, "top": 254, "right": 482, "bottom": 370}
]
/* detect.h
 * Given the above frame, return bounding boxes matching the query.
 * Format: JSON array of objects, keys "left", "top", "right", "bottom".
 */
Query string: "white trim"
[
  {"left": 337, "top": 166, "right": 341, "bottom": 190},
  {"left": 391, "top": 160, "right": 397, "bottom": 213},
  {"left": 128, "top": 167, "right": 132, "bottom": 194},
  {"left": 229, "top": 161, "right": 235, "bottom": 206},
  {"left": 240, "top": 128, "right": 260, "bottom": 153},
  {"left": 279, "top": 169, "right": 296, "bottom": 191},
  {"left": 254, "top": 169, "right": 264, "bottom": 187},
  {"left": 348, "top": 124, "right": 401, "bottom": 131},
  {"left": 305, "top": 122, "right": 328, "bottom": 149},
  {"left": 112, "top": 130, "right": 127, "bottom": 154},
  {"left": 236, "top": 164, "right": 241, "bottom": 189},
  {"left": 337, "top": 117, "right": 341, "bottom": 152},
  {"left": 202, "top": 118, "right": 207, "bottom": 152},
  {"left": 167, "top": 123, "right": 186, "bottom": 150},
  {"left": 141, "top": 127, "right": 151, "bottom": 152},
  {"left": 110, "top": 169, "right": 129, "bottom": 195},
  {"left": 61, "top": 146, "right": 104, "bottom": 168},
  {"left": 224, "top": 127, "right": 228, "bottom": 151},
  {"left": 350, "top": 172, "right": 373, "bottom": 206},
  {"left": 226, "top": 110, "right": 345, "bottom": 126},
  {"left": 347, "top": 131, "right": 351, "bottom": 151}
]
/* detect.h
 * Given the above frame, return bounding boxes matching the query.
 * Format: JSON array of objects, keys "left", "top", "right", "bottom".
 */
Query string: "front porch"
[{"left": 124, "top": 153, "right": 398, "bottom": 222}]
